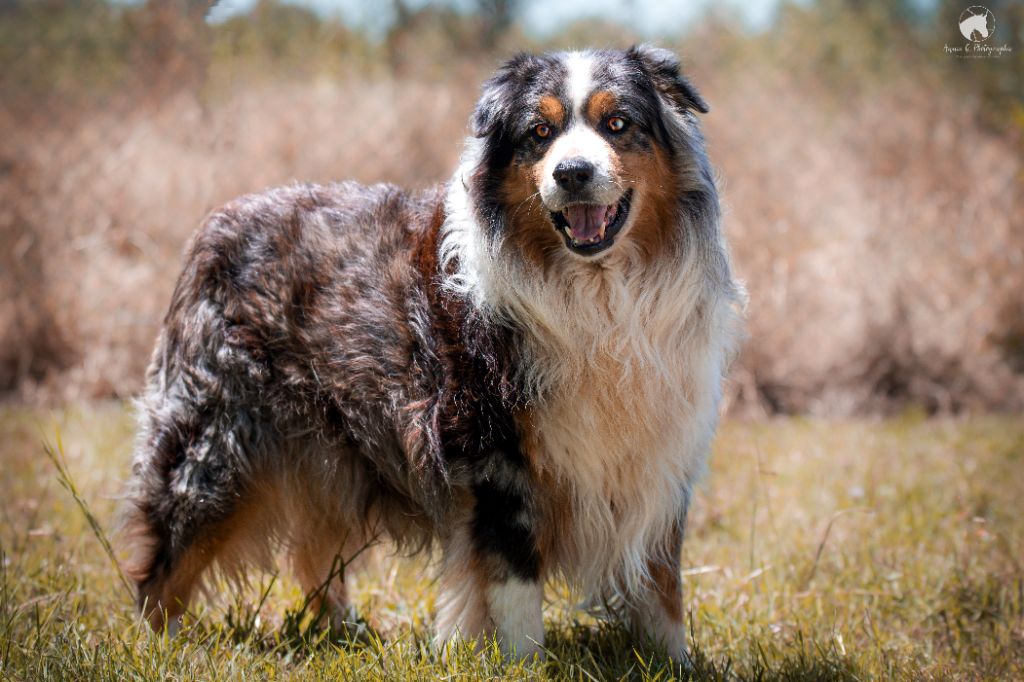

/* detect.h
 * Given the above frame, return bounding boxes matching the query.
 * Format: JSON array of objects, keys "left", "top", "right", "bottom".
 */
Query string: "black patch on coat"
[{"left": 472, "top": 477, "right": 541, "bottom": 581}]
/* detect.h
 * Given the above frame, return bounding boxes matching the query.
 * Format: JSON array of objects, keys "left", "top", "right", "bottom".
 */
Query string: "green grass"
[{"left": 1, "top": 404, "right": 1022, "bottom": 680}]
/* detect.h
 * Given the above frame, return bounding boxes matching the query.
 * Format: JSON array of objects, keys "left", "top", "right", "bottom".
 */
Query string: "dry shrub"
[
  {"left": 0, "top": 205, "right": 77, "bottom": 394},
  {"left": 1, "top": 75, "right": 481, "bottom": 402},
  {"left": 704, "top": 66, "right": 1024, "bottom": 414}
]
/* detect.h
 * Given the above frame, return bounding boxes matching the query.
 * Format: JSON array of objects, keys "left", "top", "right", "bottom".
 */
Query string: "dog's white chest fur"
[
  {"left": 525, "top": 264, "right": 733, "bottom": 592},
  {"left": 440, "top": 152, "right": 743, "bottom": 593}
]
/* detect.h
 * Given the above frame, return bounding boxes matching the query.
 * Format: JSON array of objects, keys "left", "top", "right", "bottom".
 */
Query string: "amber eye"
[
  {"left": 606, "top": 116, "right": 627, "bottom": 133},
  {"left": 534, "top": 123, "right": 552, "bottom": 139}
]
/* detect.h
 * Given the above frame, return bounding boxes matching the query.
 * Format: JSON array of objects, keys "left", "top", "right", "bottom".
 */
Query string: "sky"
[{"left": 201, "top": 0, "right": 797, "bottom": 38}]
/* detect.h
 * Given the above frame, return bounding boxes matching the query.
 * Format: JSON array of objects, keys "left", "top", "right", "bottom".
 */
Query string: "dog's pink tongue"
[{"left": 564, "top": 205, "right": 607, "bottom": 242}]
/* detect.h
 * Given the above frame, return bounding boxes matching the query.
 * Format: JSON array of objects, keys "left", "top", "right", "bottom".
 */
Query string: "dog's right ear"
[
  {"left": 471, "top": 53, "right": 541, "bottom": 138},
  {"left": 628, "top": 44, "right": 710, "bottom": 115}
]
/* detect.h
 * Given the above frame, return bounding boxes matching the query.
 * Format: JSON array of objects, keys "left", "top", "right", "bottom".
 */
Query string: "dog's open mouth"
[{"left": 551, "top": 190, "right": 633, "bottom": 256}]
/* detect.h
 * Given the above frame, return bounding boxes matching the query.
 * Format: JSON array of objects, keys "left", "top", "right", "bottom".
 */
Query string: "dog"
[{"left": 120, "top": 45, "right": 745, "bottom": 661}]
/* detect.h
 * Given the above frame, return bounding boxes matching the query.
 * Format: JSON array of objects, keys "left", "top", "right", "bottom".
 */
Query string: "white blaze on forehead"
[
  {"left": 537, "top": 51, "right": 620, "bottom": 211},
  {"left": 540, "top": 124, "right": 619, "bottom": 209},
  {"left": 564, "top": 52, "right": 594, "bottom": 117}
]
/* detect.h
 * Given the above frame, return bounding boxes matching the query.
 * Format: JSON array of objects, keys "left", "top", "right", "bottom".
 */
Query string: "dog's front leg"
[
  {"left": 434, "top": 464, "right": 544, "bottom": 660},
  {"left": 625, "top": 516, "right": 690, "bottom": 665}
]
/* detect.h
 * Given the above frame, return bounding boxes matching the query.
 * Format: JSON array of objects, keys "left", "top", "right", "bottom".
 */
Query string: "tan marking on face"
[
  {"left": 617, "top": 143, "right": 680, "bottom": 262},
  {"left": 501, "top": 164, "right": 563, "bottom": 270},
  {"left": 538, "top": 95, "right": 565, "bottom": 127},
  {"left": 585, "top": 91, "right": 618, "bottom": 125}
]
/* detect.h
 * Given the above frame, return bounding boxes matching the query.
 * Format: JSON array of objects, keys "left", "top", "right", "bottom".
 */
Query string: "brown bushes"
[
  {"left": 703, "top": 67, "right": 1024, "bottom": 414},
  {"left": 0, "top": 76, "right": 479, "bottom": 401},
  {"left": 1, "top": 3, "right": 1022, "bottom": 414}
]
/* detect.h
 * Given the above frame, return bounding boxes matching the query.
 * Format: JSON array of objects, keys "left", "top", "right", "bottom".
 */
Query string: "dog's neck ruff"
[
  {"left": 438, "top": 137, "right": 731, "bottom": 399},
  {"left": 439, "top": 138, "right": 743, "bottom": 595}
]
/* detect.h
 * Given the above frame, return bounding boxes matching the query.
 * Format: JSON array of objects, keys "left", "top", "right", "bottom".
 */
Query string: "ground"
[{"left": 1, "top": 403, "right": 1022, "bottom": 680}]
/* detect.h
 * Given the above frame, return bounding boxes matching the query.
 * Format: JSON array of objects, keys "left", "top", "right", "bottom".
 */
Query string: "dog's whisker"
[{"left": 510, "top": 190, "right": 543, "bottom": 219}]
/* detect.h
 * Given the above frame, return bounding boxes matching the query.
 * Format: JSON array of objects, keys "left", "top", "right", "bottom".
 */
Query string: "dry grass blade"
[
  {"left": 41, "top": 430, "right": 133, "bottom": 597},
  {"left": 801, "top": 507, "right": 875, "bottom": 590}
]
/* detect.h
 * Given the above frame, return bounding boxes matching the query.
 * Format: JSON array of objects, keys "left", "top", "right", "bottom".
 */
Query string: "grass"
[{"left": 0, "top": 403, "right": 1022, "bottom": 680}]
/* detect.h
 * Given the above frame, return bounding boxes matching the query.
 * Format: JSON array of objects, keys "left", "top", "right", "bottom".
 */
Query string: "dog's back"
[{"left": 123, "top": 181, "right": 457, "bottom": 631}]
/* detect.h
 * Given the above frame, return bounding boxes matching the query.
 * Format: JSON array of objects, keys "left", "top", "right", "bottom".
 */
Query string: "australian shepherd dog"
[{"left": 121, "top": 45, "right": 745, "bottom": 661}]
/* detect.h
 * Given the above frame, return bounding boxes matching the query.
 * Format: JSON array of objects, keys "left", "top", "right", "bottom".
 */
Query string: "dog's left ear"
[
  {"left": 472, "top": 53, "right": 540, "bottom": 137},
  {"left": 472, "top": 74, "right": 511, "bottom": 138},
  {"left": 628, "top": 44, "right": 710, "bottom": 115}
]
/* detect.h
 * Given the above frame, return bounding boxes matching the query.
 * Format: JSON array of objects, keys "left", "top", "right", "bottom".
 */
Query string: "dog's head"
[{"left": 464, "top": 46, "right": 711, "bottom": 263}]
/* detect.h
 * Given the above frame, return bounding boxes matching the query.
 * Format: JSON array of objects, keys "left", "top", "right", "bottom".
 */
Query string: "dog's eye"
[
  {"left": 533, "top": 123, "right": 552, "bottom": 139},
  {"left": 606, "top": 116, "right": 628, "bottom": 133}
]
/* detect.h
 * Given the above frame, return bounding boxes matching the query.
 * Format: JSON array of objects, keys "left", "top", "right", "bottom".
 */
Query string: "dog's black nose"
[{"left": 553, "top": 158, "right": 595, "bottom": 194}]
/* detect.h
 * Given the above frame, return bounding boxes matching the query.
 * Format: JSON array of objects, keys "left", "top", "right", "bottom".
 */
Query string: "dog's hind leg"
[
  {"left": 288, "top": 520, "right": 365, "bottom": 633},
  {"left": 121, "top": 393, "right": 271, "bottom": 634}
]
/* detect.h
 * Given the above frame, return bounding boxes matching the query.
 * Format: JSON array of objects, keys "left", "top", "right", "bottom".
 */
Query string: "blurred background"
[{"left": 1, "top": 0, "right": 1022, "bottom": 417}]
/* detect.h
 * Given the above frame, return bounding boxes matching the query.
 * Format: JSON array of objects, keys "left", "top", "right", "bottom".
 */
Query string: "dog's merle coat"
[{"left": 122, "top": 46, "right": 744, "bottom": 660}]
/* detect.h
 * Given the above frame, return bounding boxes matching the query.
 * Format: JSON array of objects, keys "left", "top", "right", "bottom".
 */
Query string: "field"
[
  {"left": 2, "top": 405, "right": 1022, "bottom": 680},
  {"left": 2, "top": 1, "right": 1023, "bottom": 680}
]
